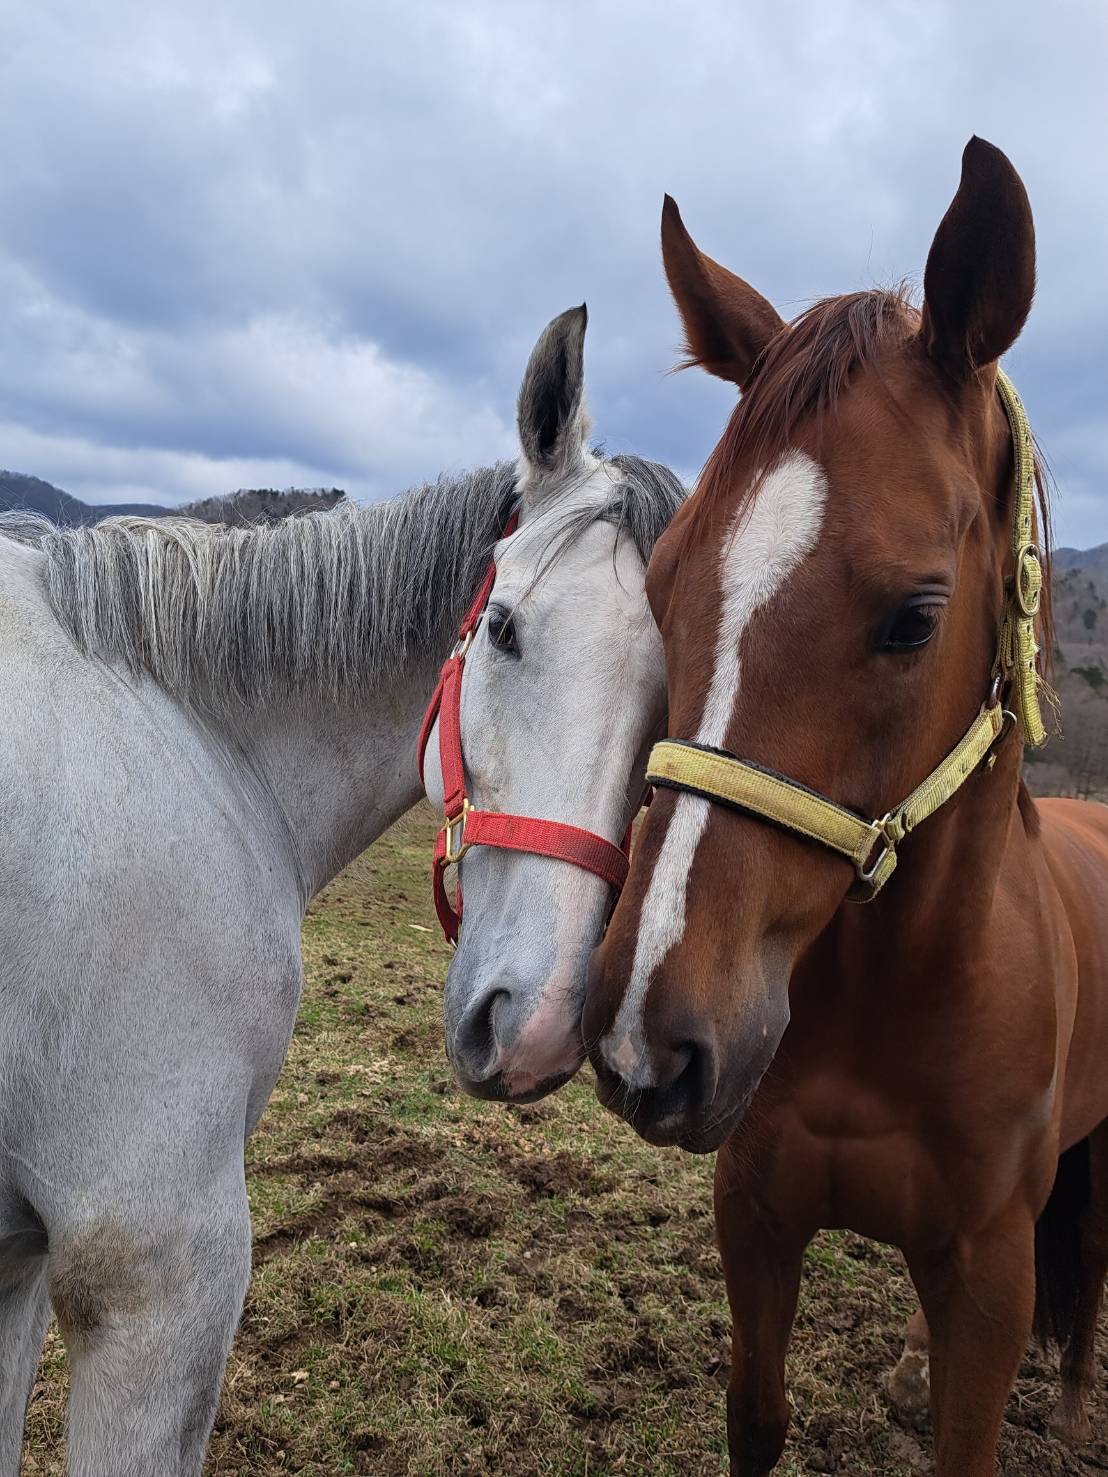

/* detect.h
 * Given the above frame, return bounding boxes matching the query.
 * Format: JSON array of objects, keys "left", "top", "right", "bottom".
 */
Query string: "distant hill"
[
  {"left": 0, "top": 471, "right": 346, "bottom": 528},
  {"left": 1054, "top": 543, "right": 1108, "bottom": 580},
  {"left": 178, "top": 487, "right": 346, "bottom": 525},
  {"left": 1025, "top": 559, "right": 1108, "bottom": 801},
  {"left": 0, "top": 471, "right": 164, "bottom": 524}
]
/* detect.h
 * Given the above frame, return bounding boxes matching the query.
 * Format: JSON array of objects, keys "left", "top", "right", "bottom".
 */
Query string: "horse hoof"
[
  {"left": 1049, "top": 1396, "right": 1091, "bottom": 1448},
  {"left": 887, "top": 1349, "right": 930, "bottom": 1421}
]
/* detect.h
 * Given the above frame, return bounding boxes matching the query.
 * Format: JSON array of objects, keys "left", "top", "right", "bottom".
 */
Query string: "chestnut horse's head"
[{"left": 585, "top": 137, "right": 1048, "bottom": 1151}]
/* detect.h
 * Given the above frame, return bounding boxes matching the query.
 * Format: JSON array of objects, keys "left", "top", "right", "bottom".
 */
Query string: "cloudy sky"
[{"left": 2, "top": 1, "right": 1105, "bottom": 544}]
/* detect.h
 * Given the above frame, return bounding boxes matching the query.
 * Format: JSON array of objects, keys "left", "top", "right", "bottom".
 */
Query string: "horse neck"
[
  {"left": 213, "top": 666, "right": 435, "bottom": 905},
  {"left": 803, "top": 733, "right": 1027, "bottom": 995}
]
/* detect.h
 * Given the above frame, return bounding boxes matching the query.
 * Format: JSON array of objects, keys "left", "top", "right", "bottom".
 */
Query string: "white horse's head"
[{"left": 425, "top": 306, "right": 683, "bottom": 1101}]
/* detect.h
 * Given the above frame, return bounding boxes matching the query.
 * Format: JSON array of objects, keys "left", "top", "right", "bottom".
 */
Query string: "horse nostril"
[
  {"left": 453, "top": 987, "right": 511, "bottom": 1080},
  {"left": 641, "top": 1031, "right": 719, "bottom": 1127},
  {"left": 637, "top": 1037, "right": 686, "bottom": 1087},
  {"left": 671, "top": 1039, "right": 713, "bottom": 1109}
]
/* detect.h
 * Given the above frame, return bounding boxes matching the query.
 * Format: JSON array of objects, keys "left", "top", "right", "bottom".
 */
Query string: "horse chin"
[
  {"left": 592, "top": 1061, "right": 755, "bottom": 1155},
  {"left": 454, "top": 1063, "right": 581, "bottom": 1105},
  {"left": 671, "top": 1105, "right": 750, "bottom": 1155},
  {"left": 504, "top": 1057, "right": 585, "bottom": 1099},
  {"left": 631, "top": 1115, "right": 736, "bottom": 1155}
]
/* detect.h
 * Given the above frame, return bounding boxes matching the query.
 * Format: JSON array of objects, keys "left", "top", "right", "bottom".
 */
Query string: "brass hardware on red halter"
[{"left": 417, "top": 513, "right": 631, "bottom": 943}]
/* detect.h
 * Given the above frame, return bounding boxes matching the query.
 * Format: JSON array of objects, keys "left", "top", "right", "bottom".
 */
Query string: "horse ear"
[
  {"left": 517, "top": 304, "right": 589, "bottom": 480},
  {"left": 920, "top": 137, "right": 1035, "bottom": 378},
  {"left": 661, "top": 195, "right": 784, "bottom": 389}
]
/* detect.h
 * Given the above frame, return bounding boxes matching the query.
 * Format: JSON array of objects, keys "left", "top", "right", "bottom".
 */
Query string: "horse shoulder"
[{"left": 0, "top": 597, "right": 306, "bottom": 1156}]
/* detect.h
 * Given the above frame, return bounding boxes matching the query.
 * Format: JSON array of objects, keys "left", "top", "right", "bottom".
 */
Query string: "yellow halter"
[{"left": 645, "top": 369, "right": 1049, "bottom": 902}]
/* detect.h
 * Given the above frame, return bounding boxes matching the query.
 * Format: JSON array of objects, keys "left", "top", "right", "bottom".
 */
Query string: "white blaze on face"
[{"left": 602, "top": 451, "right": 828, "bottom": 1086}]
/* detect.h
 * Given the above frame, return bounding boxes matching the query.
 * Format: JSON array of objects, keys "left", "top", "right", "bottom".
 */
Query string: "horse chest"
[
  {"left": 742, "top": 1037, "right": 1051, "bottom": 1250},
  {"left": 772, "top": 1081, "right": 955, "bottom": 1245}
]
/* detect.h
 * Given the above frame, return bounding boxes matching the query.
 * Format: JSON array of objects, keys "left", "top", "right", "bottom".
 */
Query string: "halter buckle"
[
  {"left": 451, "top": 629, "right": 476, "bottom": 660},
  {"left": 851, "top": 816, "right": 897, "bottom": 901},
  {"left": 1014, "top": 542, "right": 1042, "bottom": 618},
  {"left": 441, "top": 800, "right": 472, "bottom": 865}
]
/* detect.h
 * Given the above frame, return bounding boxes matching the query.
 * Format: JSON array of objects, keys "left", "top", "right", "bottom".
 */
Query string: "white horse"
[{"left": 0, "top": 306, "right": 682, "bottom": 1475}]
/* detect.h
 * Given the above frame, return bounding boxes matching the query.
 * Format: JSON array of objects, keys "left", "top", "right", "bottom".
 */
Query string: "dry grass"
[{"left": 20, "top": 809, "right": 1105, "bottom": 1474}]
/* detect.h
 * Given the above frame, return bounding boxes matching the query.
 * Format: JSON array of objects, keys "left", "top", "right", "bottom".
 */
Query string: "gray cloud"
[{"left": 1, "top": 0, "right": 1104, "bottom": 543}]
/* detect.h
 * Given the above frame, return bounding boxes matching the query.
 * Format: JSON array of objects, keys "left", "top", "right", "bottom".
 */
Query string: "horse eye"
[
  {"left": 879, "top": 597, "right": 944, "bottom": 653},
  {"left": 487, "top": 606, "right": 519, "bottom": 656}
]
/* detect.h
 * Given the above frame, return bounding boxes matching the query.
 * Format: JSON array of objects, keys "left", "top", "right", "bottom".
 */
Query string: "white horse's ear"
[{"left": 517, "top": 305, "right": 590, "bottom": 490}]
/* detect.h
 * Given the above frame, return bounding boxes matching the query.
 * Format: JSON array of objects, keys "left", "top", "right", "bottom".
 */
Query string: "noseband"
[
  {"left": 418, "top": 513, "right": 630, "bottom": 942},
  {"left": 645, "top": 370, "right": 1047, "bottom": 901}
]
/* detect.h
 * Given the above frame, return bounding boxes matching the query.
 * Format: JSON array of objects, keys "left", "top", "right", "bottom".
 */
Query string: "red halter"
[{"left": 417, "top": 513, "right": 631, "bottom": 943}]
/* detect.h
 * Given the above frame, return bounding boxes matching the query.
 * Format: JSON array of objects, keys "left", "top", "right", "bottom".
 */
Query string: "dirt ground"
[{"left": 21, "top": 809, "right": 1108, "bottom": 1474}]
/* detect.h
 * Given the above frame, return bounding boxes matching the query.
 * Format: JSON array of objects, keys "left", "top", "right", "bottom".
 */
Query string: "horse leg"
[
  {"left": 53, "top": 1176, "right": 252, "bottom": 1477},
  {"left": 1049, "top": 1125, "right": 1108, "bottom": 1446},
  {"left": 0, "top": 1258, "right": 50, "bottom": 1477},
  {"left": 716, "top": 1161, "right": 807, "bottom": 1476},
  {"left": 907, "top": 1207, "right": 1035, "bottom": 1477},
  {"left": 887, "top": 1306, "right": 931, "bottom": 1420}
]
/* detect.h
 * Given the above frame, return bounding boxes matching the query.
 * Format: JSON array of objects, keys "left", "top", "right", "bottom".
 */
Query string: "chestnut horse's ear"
[
  {"left": 920, "top": 137, "right": 1036, "bottom": 378},
  {"left": 661, "top": 195, "right": 784, "bottom": 390}
]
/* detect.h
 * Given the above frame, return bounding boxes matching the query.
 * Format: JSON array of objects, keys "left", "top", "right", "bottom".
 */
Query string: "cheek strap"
[{"left": 417, "top": 513, "right": 630, "bottom": 943}]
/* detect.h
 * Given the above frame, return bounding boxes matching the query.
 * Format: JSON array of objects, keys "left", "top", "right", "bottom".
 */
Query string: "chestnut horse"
[{"left": 584, "top": 137, "right": 1108, "bottom": 1475}]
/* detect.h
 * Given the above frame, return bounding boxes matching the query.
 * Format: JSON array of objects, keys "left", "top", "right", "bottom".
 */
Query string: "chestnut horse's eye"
[
  {"left": 487, "top": 605, "right": 519, "bottom": 657},
  {"left": 879, "top": 597, "right": 945, "bottom": 653}
]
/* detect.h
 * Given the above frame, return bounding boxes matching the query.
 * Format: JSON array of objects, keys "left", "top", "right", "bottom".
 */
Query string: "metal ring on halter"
[
  {"left": 854, "top": 816, "right": 896, "bottom": 888},
  {"left": 442, "top": 799, "right": 471, "bottom": 865},
  {"left": 983, "top": 709, "right": 1019, "bottom": 770}
]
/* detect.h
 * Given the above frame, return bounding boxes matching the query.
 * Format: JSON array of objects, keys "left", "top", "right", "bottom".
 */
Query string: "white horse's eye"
[{"left": 487, "top": 605, "right": 520, "bottom": 657}]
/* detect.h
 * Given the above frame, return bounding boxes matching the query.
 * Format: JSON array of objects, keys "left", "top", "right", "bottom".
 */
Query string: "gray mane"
[
  {"left": 0, "top": 453, "right": 684, "bottom": 713},
  {"left": 537, "top": 451, "right": 685, "bottom": 584}
]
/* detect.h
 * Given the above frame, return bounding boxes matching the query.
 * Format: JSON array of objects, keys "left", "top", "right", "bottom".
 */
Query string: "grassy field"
[{"left": 21, "top": 808, "right": 1107, "bottom": 1475}]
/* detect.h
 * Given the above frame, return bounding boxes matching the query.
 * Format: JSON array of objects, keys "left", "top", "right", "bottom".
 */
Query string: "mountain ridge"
[
  {"left": 1054, "top": 543, "right": 1108, "bottom": 580},
  {"left": 0, "top": 470, "right": 165, "bottom": 523},
  {"left": 0, "top": 470, "right": 345, "bottom": 526}
]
